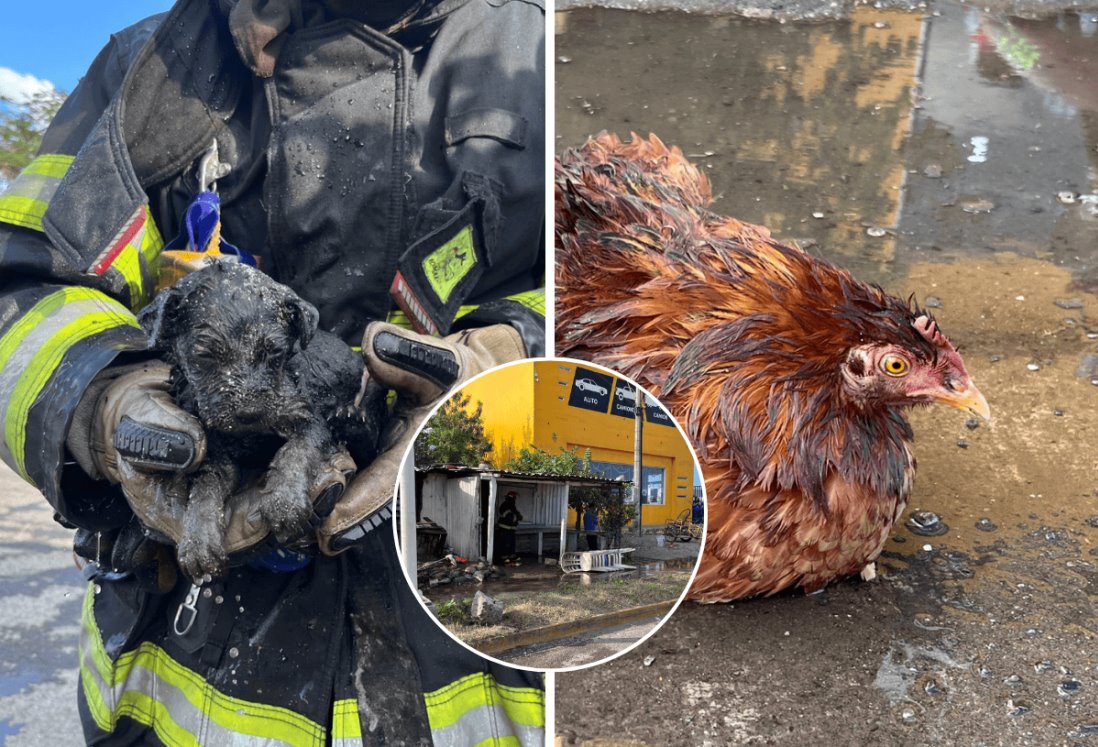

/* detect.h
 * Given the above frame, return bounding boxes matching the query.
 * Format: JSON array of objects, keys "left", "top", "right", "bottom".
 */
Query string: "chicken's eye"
[{"left": 880, "top": 355, "right": 909, "bottom": 377}]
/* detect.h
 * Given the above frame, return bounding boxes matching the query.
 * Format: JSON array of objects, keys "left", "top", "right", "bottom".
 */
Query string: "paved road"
[{"left": 0, "top": 463, "right": 84, "bottom": 745}]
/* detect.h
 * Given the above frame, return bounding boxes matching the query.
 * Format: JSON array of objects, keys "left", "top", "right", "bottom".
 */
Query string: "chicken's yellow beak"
[{"left": 932, "top": 380, "right": 990, "bottom": 421}]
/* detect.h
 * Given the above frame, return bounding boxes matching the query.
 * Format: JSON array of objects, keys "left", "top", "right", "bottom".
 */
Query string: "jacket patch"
[
  {"left": 422, "top": 225, "right": 477, "bottom": 304},
  {"left": 390, "top": 199, "right": 486, "bottom": 335}
]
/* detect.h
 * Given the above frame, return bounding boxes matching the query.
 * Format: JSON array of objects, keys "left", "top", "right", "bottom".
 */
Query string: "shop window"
[{"left": 588, "top": 460, "right": 666, "bottom": 505}]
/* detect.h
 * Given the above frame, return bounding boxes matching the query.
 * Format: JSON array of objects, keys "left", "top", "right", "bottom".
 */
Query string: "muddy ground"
[
  {"left": 556, "top": 3, "right": 1098, "bottom": 745},
  {"left": 427, "top": 533, "right": 700, "bottom": 668}
]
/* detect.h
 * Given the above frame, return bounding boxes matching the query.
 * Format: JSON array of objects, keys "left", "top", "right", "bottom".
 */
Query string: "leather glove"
[
  {"left": 70, "top": 361, "right": 207, "bottom": 483},
  {"left": 317, "top": 322, "right": 526, "bottom": 555},
  {"left": 70, "top": 362, "right": 355, "bottom": 578},
  {"left": 117, "top": 445, "right": 355, "bottom": 579}
]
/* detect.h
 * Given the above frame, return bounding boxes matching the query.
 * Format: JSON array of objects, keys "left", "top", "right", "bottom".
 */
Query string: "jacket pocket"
[{"left": 445, "top": 108, "right": 527, "bottom": 150}]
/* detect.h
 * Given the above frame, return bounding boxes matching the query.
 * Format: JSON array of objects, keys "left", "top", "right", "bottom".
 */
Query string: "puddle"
[
  {"left": 557, "top": 4, "right": 1098, "bottom": 288},
  {"left": 422, "top": 556, "right": 693, "bottom": 602},
  {"left": 557, "top": 2, "right": 1098, "bottom": 742}
]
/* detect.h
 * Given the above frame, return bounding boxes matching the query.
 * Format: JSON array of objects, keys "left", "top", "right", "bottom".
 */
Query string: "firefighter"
[
  {"left": 0, "top": 0, "right": 545, "bottom": 743},
  {"left": 495, "top": 491, "right": 523, "bottom": 563}
]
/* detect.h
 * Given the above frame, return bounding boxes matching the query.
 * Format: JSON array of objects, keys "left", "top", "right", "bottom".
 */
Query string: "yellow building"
[{"left": 460, "top": 360, "right": 699, "bottom": 527}]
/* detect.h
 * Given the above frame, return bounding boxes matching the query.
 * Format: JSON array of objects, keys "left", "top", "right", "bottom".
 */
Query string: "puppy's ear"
[
  {"left": 138, "top": 286, "right": 184, "bottom": 351},
  {"left": 285, "top": 296, "right": 320, "bottom": 352}
]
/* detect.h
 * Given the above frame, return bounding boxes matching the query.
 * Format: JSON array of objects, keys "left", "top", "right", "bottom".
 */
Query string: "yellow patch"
[{"left": 422, "top": 226, "right": 476, "bottom": 303}]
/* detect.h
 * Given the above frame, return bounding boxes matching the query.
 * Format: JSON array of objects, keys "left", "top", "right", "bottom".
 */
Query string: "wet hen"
[{"left": 556, "top": 133, "right": 989, "bottom": 601}]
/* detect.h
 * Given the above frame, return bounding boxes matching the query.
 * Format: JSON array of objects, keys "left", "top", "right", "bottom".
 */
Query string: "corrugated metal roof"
[{"left": 417, "top": 464, "right": 628, "bottom": 487}]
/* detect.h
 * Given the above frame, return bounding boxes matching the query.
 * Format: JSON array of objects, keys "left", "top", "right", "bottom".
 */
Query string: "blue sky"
[{"left": 1, "top": 2, "right": 173, "bottom": 96}]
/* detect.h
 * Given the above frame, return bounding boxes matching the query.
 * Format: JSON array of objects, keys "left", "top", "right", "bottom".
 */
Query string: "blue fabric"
[
  {"left": 164, "top": 191, "right": 256, "bottom": 265},
  {"left": 583, "top": 510, "right": 598, "bottom": 532},
  {"left": 248, "top": 547, "right": 313, "bottom": 572}
]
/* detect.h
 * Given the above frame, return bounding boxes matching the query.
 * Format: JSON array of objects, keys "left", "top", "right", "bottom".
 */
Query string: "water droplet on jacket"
[
  {"left": 202, "top": 588, "right": 213, "bottom": 598},
  {"left": 93, "top": 584, "right": 101, "bottom": 595},
  {"left": 228, "top": 647, "right": 240, "bottom": 659},
  {"left": 215, "top": 595, "right": 224, "bottom": 604}
]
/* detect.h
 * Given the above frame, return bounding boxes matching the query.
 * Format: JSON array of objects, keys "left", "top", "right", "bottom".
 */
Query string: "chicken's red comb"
[{"left": 913, "top": 314, "right": 956, "bottom": 352}]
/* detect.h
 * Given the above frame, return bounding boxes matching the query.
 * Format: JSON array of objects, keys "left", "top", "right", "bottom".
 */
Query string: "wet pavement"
[
  {"left": 0, "top": 463, "right": 83, "bottom": 745},
  {"left": 557, "top": 3, "right": 1098, "bottom": 744}
]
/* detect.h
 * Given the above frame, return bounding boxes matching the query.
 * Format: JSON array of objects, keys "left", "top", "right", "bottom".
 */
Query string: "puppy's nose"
[{"left": 235, "top": 409, "right": 264, "bottom": 426}]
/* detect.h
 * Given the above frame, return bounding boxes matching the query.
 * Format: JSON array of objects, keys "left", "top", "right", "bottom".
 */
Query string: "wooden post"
[
  {"left": 560, "top": 482, "right": 570, "bottom": 564},
  {"left": 486, "top": 476, "right": 498, "bottom": 564}
]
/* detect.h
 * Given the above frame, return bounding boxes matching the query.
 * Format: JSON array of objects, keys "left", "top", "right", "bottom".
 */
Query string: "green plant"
[
  {"left": 415, "top": 393, "right": 493, "bottom": 466},
  {"left": 433, "top": 599, "right": 470, "bottom": 624},
  {"left": 503, "top": 445, "right": 634, "bottom": 547}
]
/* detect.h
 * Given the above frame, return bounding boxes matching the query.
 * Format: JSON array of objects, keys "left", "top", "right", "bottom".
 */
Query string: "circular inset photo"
[{"left": 392, "top": 358, "right": 706, "bottom": 671}]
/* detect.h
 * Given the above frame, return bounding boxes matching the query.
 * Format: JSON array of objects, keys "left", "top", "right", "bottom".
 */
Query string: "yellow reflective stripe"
[
  {"left": 113, "top": 645, "right": 325, "bottom": 745},
  {"left": 0, "top": 194, "right": 49, "bottom": 231},
  {"left": 113, "top": 690, "right": 200, "bottom": 747},
  {"left": 112, "top": 244, "right": 145, "bottom": 310},
  {"left": 80, "top": 581, "right": 114, "bottom": 685},
  {"left": 331, "top": 698, "right": 361, "bottom": 739},
  {"left": 81, "top": 583, "right": 328, "bottom": 746},
  {"left": 385, "top": 288, "right": 545, "bottom": 330},
  {"left": 424, "top": 673, "right": 545, "bottom": 731},
  {"left": 5, "top": 309, "right": 138, "bottom": 480},
  {"left": 0, "top": 288, "right": 139, "bottom": 482},
  {"left": 474, "top": 738, "right": 525, "bottom": 747},
  {"left": 0, "top": 153, "right": 74, "bottom": 231},
  {"left": 22, "top": 153, "right": 73, "bottom": 178},
  {"left": 104, "top": 206, "right": 164, "bottom": 310},
  {"left": 502, "top": 289, "right": 544, "bottom": 316}
]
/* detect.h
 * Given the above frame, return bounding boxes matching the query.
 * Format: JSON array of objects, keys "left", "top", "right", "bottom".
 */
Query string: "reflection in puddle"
[{"left": 557, "top": 2, "right": 1098, "bottom": 288}]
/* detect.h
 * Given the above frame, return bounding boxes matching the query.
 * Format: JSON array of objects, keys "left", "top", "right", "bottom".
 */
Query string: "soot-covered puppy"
[{"left": 139, "top": 260, "right": 383, "bottom": 579}]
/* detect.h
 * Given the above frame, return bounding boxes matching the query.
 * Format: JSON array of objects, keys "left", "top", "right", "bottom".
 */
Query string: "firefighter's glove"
[
  {"left": 317, "top": 323, "right": 526, "bottom": 555},
  {"left": 69, "top": 362, "right": 207, "bottom": 485}
]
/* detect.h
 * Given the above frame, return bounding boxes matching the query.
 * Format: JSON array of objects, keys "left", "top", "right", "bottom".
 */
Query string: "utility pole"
[
  {"left": 399, "top": 448, "right": 417, "bottom": 575},
  {"left": 633, "top": 392, "right": 644, "bottom": 537}
]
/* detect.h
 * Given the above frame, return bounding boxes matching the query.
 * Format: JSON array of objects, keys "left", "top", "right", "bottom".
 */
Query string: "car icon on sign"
[
  {"left": 576, "top": 378, "right": 607, "bottom": 396},
  {"left": 615, "top": 387, "right": 636, "bottom": 402}
]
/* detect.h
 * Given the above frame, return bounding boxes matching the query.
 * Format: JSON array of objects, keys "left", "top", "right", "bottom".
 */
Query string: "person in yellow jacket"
[{"left": 0, "top": 0, "right": 546, "bottom": 743}]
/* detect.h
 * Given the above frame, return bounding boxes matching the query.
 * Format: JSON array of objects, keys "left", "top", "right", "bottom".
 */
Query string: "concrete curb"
[{"left": 474, "top": 599, "right": 677, "bottom": 655}]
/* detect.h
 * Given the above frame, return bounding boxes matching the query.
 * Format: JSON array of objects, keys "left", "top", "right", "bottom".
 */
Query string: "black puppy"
[{"left": 139, "top": 260, "right": 383, "bottom": 579}]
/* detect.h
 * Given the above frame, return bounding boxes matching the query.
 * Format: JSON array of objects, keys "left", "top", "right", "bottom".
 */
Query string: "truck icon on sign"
[
  {"left": 575, "top": 378, "right": 608, "bottom": 396},
  {"left": 615, "top": 387, "right": 636, "bottom": 403}
]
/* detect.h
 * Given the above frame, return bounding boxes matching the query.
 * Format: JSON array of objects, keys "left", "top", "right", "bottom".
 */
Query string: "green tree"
[
  {"left": 503, "top": 445, "right": 634, "bottom": 548},
  {"left": 0, "top": 89, "right": 67, "bottom": 182},
  {"left": 414, "top": 393, "right": 493, "bottom": 466}
]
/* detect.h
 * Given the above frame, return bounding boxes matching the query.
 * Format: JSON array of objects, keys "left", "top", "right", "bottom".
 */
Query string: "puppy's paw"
[
  {"left": 177, "top": 530, "right": 228, "bottom": 581},
  {"left": 257, "top": 480, "right": 314, "bottom": 544}
]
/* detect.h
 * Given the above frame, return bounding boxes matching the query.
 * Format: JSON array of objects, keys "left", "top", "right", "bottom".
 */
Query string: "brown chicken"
[{"left": 556, "top": 133, "right": 990, "bottom": 601}]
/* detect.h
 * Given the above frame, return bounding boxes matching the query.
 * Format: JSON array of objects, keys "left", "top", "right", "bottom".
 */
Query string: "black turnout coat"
[{"left": 0, "top": 0, "right": 545, "bottom": 743}]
